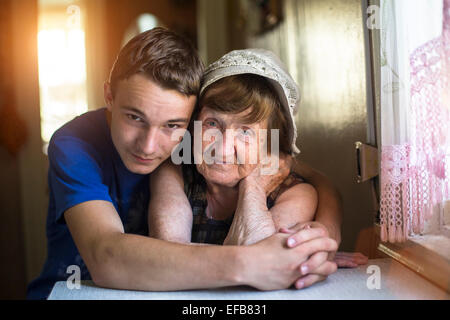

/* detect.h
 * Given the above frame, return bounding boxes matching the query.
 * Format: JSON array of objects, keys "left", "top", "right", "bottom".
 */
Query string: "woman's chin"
[
  {"left": 198, "top": 165, "right": 241, "bottom": 187},
  {"left": 206, "top": 174, "right": 240, "bottom": 188}
]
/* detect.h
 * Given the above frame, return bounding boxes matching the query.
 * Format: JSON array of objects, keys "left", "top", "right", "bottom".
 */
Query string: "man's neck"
[{"left": 105, "top": 108, "right": 112, "bottom": 128}]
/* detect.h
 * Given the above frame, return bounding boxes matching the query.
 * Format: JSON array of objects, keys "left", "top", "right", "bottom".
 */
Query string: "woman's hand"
[
  {"left": 224, "top": 153, "right": 292, "bottom": 246},
  {"left": 243, "top": 153, "right": 292, "bottom": 196}
]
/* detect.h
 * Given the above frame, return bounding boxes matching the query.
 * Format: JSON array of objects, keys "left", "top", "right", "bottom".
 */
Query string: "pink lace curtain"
[{"left": 380, "top": 0, "right": 450, "bottom": 242}]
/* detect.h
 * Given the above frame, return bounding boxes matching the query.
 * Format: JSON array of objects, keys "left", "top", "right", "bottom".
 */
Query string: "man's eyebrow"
[
  {"left": 122, "top": 106, "right": 189, "bottom": 123},
  {"left": 122, "top": 106, "right": 147, "bottom": 118}
]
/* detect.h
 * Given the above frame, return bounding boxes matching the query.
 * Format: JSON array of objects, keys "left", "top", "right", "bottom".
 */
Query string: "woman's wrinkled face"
[{"left": 195, "top": 106, "right": 269, "bottom": 187}]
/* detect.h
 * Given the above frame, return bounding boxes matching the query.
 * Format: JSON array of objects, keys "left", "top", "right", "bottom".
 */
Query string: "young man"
[{"left": 27, "top": 27, "right": 341, "bottom": 300}]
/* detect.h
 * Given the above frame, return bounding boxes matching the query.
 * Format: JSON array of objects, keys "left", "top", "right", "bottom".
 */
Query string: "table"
[{"left": 48, "top": 258, "right": 449, "bottom": 300}]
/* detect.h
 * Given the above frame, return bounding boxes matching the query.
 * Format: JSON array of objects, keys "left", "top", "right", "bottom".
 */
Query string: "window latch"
[{"left": 355, "top": 141, "right": 379, "bottom": 183}]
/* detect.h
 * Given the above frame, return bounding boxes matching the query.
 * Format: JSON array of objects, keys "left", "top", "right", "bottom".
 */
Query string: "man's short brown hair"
[{"left": 109, "top": 27, "right": 204, "bottom": 96}]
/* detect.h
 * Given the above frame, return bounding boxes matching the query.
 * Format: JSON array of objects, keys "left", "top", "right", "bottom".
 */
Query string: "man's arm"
[
  {"left": 65, "top": 201, "right": 235, "bottom": 290},
  {"left": 64, "top": 200, "right": 338, "bottom": 291},
  {"left": 292, "top": 160, "right": 343, "bottom": 246},
  {"left": 148, "top": 161, "right": 210, "bottom": 246},
  {"left": 148, "top": 161, "right": 193, "bottom": 243}
]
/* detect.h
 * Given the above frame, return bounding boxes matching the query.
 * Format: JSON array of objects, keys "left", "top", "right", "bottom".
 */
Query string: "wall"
[
  {"left": 12, "top": 0, "right": 50, "bottom": 289},
  {"left": 0, "top": 1, "right": 27, "bottom": 299},
  {"left": 83, "top": 0, "right": 198, "bottom": 110}
]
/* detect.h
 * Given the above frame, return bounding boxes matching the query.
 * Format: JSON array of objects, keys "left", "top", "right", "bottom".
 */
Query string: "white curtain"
[{"left": 380, "top": 0, "right": 450, "bottom": 242}]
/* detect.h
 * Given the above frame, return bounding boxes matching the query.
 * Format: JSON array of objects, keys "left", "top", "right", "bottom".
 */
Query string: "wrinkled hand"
[{"left": 243, "top": 153, "right": 292, "bottom": 196}]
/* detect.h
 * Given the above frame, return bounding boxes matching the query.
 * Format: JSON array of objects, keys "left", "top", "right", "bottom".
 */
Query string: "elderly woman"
[{"left": 148, "top": 49, "right": 367, "bottom": 287}]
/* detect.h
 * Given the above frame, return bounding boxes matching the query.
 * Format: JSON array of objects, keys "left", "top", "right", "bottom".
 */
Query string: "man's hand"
[
  {"left": 279, "top": 222, "right": 369, "bottom": 289},
  {"left": 281, "top": 221, "right": 336, "bottom": 256},
  {"left": 279, "top": 222, "right": 337, "bottom": 289},
  {"left": 241, "top": 231, "right": 338, "bottom": 291}
]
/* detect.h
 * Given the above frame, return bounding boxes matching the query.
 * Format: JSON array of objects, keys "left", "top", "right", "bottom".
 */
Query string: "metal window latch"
[{"left": 355, "top": 141, "right": 379, "bottom": 183}]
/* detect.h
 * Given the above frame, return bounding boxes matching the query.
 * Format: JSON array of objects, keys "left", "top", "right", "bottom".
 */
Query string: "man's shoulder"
[
  {"left": 48, "top": 108, "right": 112, "bottom": 165},
  {"left": 50, "top": 108, "right": 110, "bottom": 150},
  {"left": 52, "top": 108, "right": 107, "bottom": 141}
]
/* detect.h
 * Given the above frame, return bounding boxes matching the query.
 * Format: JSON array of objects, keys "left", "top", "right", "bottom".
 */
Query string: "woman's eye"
[
  {"left": 241, "top": 128, "right": 254, "bottom": 136},
  {"left": 206, "top": 120, "right": 217, "bottom": 127},
  {"left": 236, "top": 128, "right": 255, "bottom": 142}
]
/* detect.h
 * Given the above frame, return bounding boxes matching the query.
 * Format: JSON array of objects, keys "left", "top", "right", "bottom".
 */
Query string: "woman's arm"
[
  {"left": 270, "top": 183, "right": 318, "bottom": 230},
  {"left": 148, "top": 161, "right": 193, "bottom": 243},
  {"left": 223, "top": 171, "right": 318, "bottom": 246},
  {"left": 222, "top": 177, "right": 275, "bottom": 245}
]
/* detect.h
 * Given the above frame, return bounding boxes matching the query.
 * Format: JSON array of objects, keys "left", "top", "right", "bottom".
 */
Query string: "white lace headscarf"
[{"left": 200, "top": 49, "right": 301, "bottom": 155}]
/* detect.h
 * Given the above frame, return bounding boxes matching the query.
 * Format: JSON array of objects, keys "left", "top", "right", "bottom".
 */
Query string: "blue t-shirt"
[{"left": 26, "top": 108, "right": 150, "bottom": 300}]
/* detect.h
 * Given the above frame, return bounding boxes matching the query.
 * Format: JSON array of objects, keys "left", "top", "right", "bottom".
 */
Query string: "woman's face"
[{"left": 195, "top": 106, "right": 269, "bottom": 188}]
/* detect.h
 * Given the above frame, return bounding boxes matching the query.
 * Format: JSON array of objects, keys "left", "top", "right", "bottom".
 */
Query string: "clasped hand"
[{"left": 279, "top": 222, "right": 368, "bottom": 289}]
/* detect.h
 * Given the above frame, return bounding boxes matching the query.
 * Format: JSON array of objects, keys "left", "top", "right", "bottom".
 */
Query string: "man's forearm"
[
  {"left": 312, "top": 182, "right": 342, "bottom": 246},
  {"left": 293, "top": 161, "right": 343, "bottom": 245},
  {"left": 93, "top": 232, "right": 243, "bottom": 291},
  {"left": 89, "top": 220, "right": 340, "bottom": 293}
]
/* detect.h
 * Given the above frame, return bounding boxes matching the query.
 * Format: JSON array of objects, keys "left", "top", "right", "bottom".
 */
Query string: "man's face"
[{"left": 104, "top": 74, "right": 197, "bottom": 175}]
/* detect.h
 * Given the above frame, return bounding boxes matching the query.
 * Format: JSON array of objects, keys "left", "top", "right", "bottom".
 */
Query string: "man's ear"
[{"left": 104, "top": 81, "right": 114, "bottom": 111}]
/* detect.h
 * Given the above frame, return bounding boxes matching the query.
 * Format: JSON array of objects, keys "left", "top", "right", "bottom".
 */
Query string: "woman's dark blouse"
[{"left": 182, "top": 165, "right": 306, "bottom": 245}]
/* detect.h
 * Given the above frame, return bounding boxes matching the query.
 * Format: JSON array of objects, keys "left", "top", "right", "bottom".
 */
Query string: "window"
[
  {"left": 37, "top": 0, "right": 88, "bottom": 153},
  {"left": 121, "top": 13, "right": 162, "bottom": 48},
  {"left": 375, "top": 0, "right": 450, "bottom": 292},
  {"left": 379, "top": 0, "right": 449, "bottom": 242}
]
